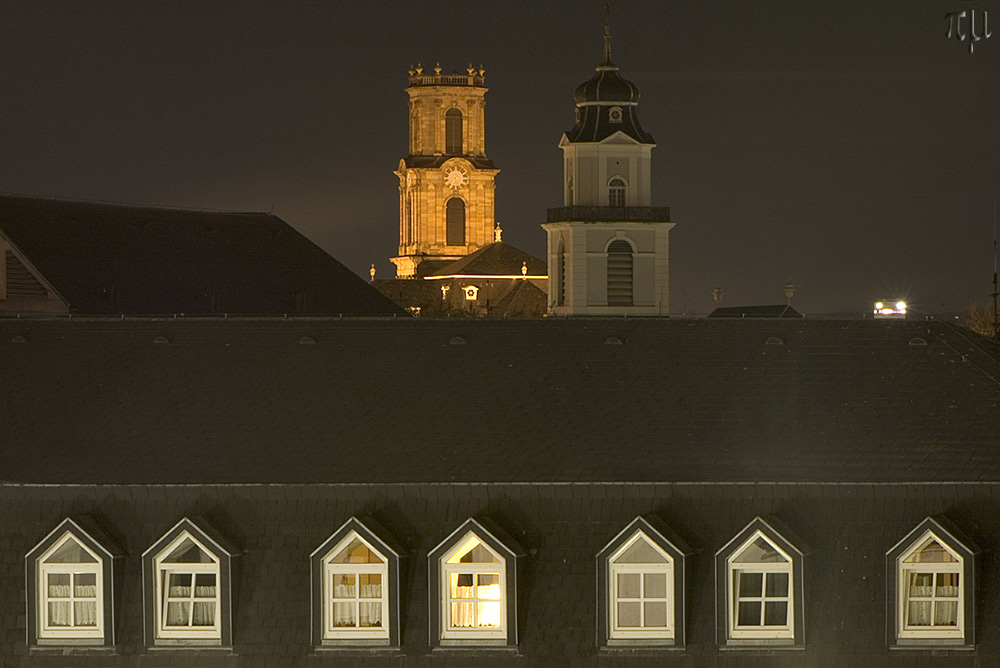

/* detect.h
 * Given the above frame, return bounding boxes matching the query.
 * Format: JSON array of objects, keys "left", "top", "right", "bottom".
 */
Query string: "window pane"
[
  {"left": 618, "top": 601, "right": 641, "bottom": 627},
  {"left": 331, "top": 538, "right": 385, "bottom": 564},
  {"left": 644, "top": 601, "right": 667, "bottom": 627},
  {"left": 765, "top": 572, "right": 789, "bottom": 597},
  {"left": 451, "top": 572, "right": 474, "bottom": 598},
  {"left": 75, "top": 573, "right": 97, "bottom": 598},
  {"left": 477, "top": 573, "right": 502, "bottom": 600},
  {"left": 733, "top": 537, "right": 786, "bottom": 563},
  {"left": 737, "top": 572, "right": 763, "bottom": 597},
  {"left": 936, "top": 572, "right": 959, "bottom": 597},
  {"left": 764, "top": 601, "right": 788, "bottom": 625},
  {"left": 446, "top": 536, "right": 499, "bottom": 564},
  {"left": 908, "top": 572, "right": 933, "bottom": 597},
  {"left": 48, "top": 601, "right": 71, "bottom": 626},
  {"left": 614, "top": 539, "right": 667, "bottom": 564},
  {"left": 359, "top": 573, "right": 382, "bottom": 598},
  {"left": 360, "top": 601, "right": 382, "bottom": 627},
  {"left": 74, "top": 601, "right": 98, "bottom": 626},
  {"left": 194, "top": 573, "right": 216, "bottom": 597},
  {"left": 168, "top": 573, "right": 192, "bottom": 597},
  {"left": 477, "top": 602, "right": 502, "bottom": 627},
  {"left": 904, "top": 539, "right": 958, "bottom": 563},
  {"left": 618, "top": 573, "right": 641, "bottom": 598},
  {"left": 45, "top": 537, "right": 97, "bottom": 563},
  {"left": 334, "top": 573, "right": 356, "bottom": 599},
  {"left": 192, "top": 602, "right": 215, "bottom": 626},
  {"left": 164, "top": 537, "right": 213, "bottom": 563},
  {"left": 47, "top": 572, "right": 70, "bottom": 598},
  {"left": 935, "top": 601, "right": 958, "bottom": 626},
  {"left": 907, "top": 601, "right": 932, "bottom": 626},
  {"left": 737, "top": 601, "right": 761, "bottom": 626},
  {"left": 334, "top": 602, "right": 356, "bottom": 627},
  {"left": 644, "top": 572, "right": 667, "bottom": 598},
  {"left": 451, "top": 601, "right": 475, "bottom": 627},
  {"left": 166, "top": 602, "right": 191, "bottom": 626}
]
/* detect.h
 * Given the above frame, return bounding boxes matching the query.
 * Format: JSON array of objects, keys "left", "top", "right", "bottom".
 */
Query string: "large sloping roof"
[
  {"left": 0, "top": 195, "right": 403, "bottom": 316},
  {"left": 1, "top": 318, "right": 997, "bottom": 485},
  {"left": 428, "top": 242, "right": 546, "bottom": 277}
]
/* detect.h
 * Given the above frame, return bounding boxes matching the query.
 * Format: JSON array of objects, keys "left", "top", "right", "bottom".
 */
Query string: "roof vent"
[
  {"left": 449, "top": 336, "right": 467, "bottom": 346},
  {"left": 765, "top": 336, "right": 784, "bottom": 346},
  {"left": 153, "top": 336, "right": 170, "bottom": 345},
  {"left": 299, "top": 336, "right": 316, "bottom": 345},
  {"left": 908, "top": 337, "right": 928, "bottom": 346},
  {"left": 604, "top": 336, "right": 624, "bottom": 345},
  {"left": 11, "top": 335, "right": 26, "bottom": 343}
]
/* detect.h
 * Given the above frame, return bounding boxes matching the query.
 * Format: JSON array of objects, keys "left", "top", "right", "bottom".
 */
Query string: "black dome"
[{"left": 573, "top": 64, "right": 641, "bottom": 105}]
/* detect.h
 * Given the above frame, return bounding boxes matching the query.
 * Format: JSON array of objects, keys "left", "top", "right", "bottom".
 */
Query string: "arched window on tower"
[
  {"left": 445, "top": 109, "right": 463, "bottom": 154},
  {"left": 446, "top": 198, "right": 466, "bottom": 246},
  {"left": 609, "top": 178, "right": 627, "bottom": 207},
  {"left": 607, "top": 239, "right": 633, "bottom": 306}
]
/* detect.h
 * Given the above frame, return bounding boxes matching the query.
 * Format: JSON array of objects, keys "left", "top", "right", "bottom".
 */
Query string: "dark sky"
[{"left": 2, "top": 1, "right": 997, "bottom": 315}]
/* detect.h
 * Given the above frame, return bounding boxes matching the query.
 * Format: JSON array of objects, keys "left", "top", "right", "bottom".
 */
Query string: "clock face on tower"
[{"left": 445, "top": 167, "right": 469, "bottom": 189}]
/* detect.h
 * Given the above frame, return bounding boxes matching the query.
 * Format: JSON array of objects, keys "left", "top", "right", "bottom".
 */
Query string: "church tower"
[
  {"left": 392, "top": 64, "right": 500, "bottom": 278},
  {"left": 542, "top": 23, "right": 675, "bottom": 315}
]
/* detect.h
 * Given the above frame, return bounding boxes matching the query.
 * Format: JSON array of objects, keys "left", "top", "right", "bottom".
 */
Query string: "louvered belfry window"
[
  {"left": 446, "top": 198, "right": 465, "bottom": 246},
  {"left": 606, "top": 240, "right": 633, "bottom": 306},
  {"left": 445, "top": 109, "right": 463, "bottom": 154}
]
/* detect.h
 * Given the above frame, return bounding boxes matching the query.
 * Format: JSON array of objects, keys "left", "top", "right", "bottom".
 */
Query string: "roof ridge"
[
  {"left": 0, "top": 193, "right": 272, "bottom": 216},
  {"left": 926, "top": 322, "right": 1000, "bottom": 389}
]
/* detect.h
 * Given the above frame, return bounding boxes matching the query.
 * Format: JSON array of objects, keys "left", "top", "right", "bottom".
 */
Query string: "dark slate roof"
[
  {"left": 1, "top": 318, "right": 999, "bottom": 485},
  {"left": 492, "top": 279, "right": 547, "bottom": 317},
  {"left": 564, "top": 53, "right": 653, "bottom": 144},
  {"left": 708, "top": 304, "right": 804, "bottom": 319},
  {"left": 428, "top": 242, "right": 546, "bottom": 277},
  {"left": 0, "top": 195, "right": 403, "bottom": 316}
]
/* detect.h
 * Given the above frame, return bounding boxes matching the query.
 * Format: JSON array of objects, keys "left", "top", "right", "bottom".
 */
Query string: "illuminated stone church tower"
[
  {"left": 391, "top": 64, "right": 500, "bottom": 278},
  {"left": 542, "top": 24, "right": 675, "bottom": 315}
]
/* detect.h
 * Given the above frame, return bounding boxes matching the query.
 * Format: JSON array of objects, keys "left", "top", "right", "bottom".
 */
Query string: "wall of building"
[{"left": 4, "top": 482, "right": 1000, "bottom": 666}]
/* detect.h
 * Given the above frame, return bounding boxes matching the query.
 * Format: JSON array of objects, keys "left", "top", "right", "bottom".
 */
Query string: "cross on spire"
[{"left": 602, "top": 0, "right": 614, "bottom": 66}]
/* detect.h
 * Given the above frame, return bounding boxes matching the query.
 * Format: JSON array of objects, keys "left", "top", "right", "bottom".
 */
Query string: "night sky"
[{"left": 2, "top": 1, "right": 997, "bottom": 315}]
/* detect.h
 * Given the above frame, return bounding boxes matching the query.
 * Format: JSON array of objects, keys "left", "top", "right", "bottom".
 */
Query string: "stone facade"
[{"left": 392, "top": 65, "right": 499, "bottom": 278}]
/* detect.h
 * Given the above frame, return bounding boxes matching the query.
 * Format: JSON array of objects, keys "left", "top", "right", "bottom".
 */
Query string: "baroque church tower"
[
  {"left": 542, "top": 23, "right": 675, "bottom": 315},
  {"left": 391, "top": 64, "right": 500, "bottom": 278}
]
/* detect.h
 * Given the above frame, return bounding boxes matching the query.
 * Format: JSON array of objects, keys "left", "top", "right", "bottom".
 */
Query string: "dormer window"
[
  {"left": 142, "top": 518, "right": 237, "bottom": 647},
  {"left": 311, "top": 517, "right": 402, "bottom": 647},
  {"left": 716, "top": 517, "right": 806, "bottom": 647},
  {"left": 887, "top": 517, "right": 977, "bottom": 647},
  {"left": 26, "top": 517, "right": 123, "bottom": 647},
  {"left": 428, "top": 518, "right": 524, "bottom": 648},
  {"left": 609, "top": 106, "right": 623, "bottom": 123}
]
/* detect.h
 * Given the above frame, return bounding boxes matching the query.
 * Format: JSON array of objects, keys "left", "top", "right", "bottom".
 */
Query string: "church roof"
[
  {"left": 2, "top": 317, "right": 998, "bottom": 484},
  {"left": 0, "top": 195, "right": 403, "bottom": 316},
  {"left": 491, "top": 279, "right": 548, "bottom": 317},
  {"left": 564, "top": 33, "right": 654, "bottom": 144},
  {"left": 427, "top": 242, "right": 546, "bottom": 278}
]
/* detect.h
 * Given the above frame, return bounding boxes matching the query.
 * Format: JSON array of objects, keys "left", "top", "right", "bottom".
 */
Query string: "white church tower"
[{"left": 542, "top": 22, "right": 675, "bottom": 315}]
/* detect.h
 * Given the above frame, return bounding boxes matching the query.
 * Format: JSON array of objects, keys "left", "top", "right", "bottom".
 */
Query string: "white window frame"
[
  {"left": 897, "top": 530, "right": 964, "bottom": 640},
  {"left": 37, "top": 532, "right": 104, "bottom": 640},
  {"left": 321, "top": 532, "right": 390, "bottom": 641},
  {"left": 440, "top": 532, "right": 507, "bottom": 641},
  {"left": 608, "top": 177, "right": 627, "bottom": 207},
  {"left": 608, "top": 531, "right": 674, "bottom": 640},
  {"left": 152, "top": 532, "right": 222, "bottom": 641},
  {"left": 726, "top": 531, "right": 794, "bottom": 640}
]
